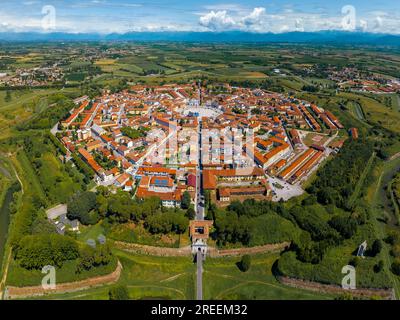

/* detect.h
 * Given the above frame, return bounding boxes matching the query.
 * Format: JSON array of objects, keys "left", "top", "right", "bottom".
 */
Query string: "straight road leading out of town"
[
  {"left": 196, "top": 118, "right": 205, "bottom": 221},
  {"left": 196, "top": 250, "right": 203, "bottom": 300},
  {"left": 195, "top": 91, "right": 205, "bottom": 300}
]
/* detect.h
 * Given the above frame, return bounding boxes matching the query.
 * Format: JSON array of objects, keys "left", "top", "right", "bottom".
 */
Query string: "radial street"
[{"left": 194, "top": 92, "right": 205, "bottom": 301}]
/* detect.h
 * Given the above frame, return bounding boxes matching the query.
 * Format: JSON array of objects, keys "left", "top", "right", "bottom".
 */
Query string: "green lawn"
[
  {"left": 0, "top": 88, "right": 80, "bottom": 139},
  {"left": 36, "top": 152, "right": 82, "bottom": 205},
  {"left": 339, "top": 92, "right": 400, "bottom": 134},
  {"left": 77, "top": 222, "right": 105, "bottom": 243},
  {"left": 25, "top": 250, "right": 337, "bottom": 300},
  {"left": 28, "top": 250, "right": 196, "bottom": 300},
  {"left": 368, "top": 156, "right": 400, "bottom": 298},
  {"left": 347, "top": 152, "right": 376, "bottom": 208},
  {"left": 15, "top": 150, "right": 47, "bottom": 202},
  {"left": 203, "top": 253, "right": 335, "bottom": 300}
]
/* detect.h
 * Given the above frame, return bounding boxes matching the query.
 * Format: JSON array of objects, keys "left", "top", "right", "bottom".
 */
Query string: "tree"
[
  {"left": 76, "top": 244, "right": 113, "bottom": 273},
  {"left": 328, "top": 216, "right": 357, "bottom": 239},
  {"left": 374, "top": 260, "right": 384, "bottom": 273},
  {"left": 392, "top": 258, "right": 400, "bottom": 276},
  {"left": 370, "top": 239, "right": 382, "bottom": 257},
  {"left": 302, "top": 85, "right": 319, "bottom": 93},
  {"left": 186, "top": 206, "right": 196, "bottom": 220},
  {"left": 67, "top": 191, "right": 98, "bottom": 225},
  {"left": 238, "top": 255, "right": 251, "bottom": 272},
  {"left": 15, "top": 234, "right": 79, "bottom": 269},
  {"left": 204, "top": 190, "right": 211, "bottom": 210},
  {"left": 107, "top": 191, "right": 136, "bottom": 222},
  {"left": 181, "top": 191, "right": 191, "bottom": 210},
  {"left": 109, "top": 285, "right": 129, "bottom": 300},
  {"left": 377, "top": 149, "right": 389, "bottom": 160},
  {"left": 146, "top": 211, "right": 189, "bottom": 234},
  {"left": 96, "top": 194, "right": 108, "bottom": 218},
  {"left": 5, "top": 90, "right": 12, "bottom": 102},
  {"left": 349, "top": 257, "right": 360, "bottom": 268}
]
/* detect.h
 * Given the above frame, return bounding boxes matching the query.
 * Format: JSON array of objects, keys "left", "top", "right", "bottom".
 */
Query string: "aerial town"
[
  {"left": 328, "top": 67, "right": 400, "bottom": 93},
  {"left": 56, "top": 83, "right": 346, "bottom": 207},
  {"left": 0, "top": 64, "right": 64, "bottom": 87},
  {"left": 2, "top": 0, "right": 400, "bottom": 306}
]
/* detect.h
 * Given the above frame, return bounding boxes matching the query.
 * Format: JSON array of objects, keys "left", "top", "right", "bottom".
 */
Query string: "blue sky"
[{"left": 0, "top": 0, "right": 399, "bottom": 34}]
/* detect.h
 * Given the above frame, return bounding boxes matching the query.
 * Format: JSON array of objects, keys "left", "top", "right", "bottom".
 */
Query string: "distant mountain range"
[{"left": 0, "top": 30, "right": 400, "bottom": 45}]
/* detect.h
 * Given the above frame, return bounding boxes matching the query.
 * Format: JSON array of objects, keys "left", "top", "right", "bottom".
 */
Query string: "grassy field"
[
  {"left": 367, "top": 156, "right": 400, "bottom": 298},
  {"left": 338, "top": 92, "right": 400, "bottom": 133},
  {"left": 347, "top": 152, "right": 376, "bottom": 208},
  {"left": 0, "top": 156, "right": 14, "bottom": 270},
  {"left": 0, "top": 87, "right": 80, "bottom": 140},
  {"left": 302, "top": 132, "right": 330, "bottom": 147},
  {"left": 15, "top": 150, "right": 47, "bottom": 202},
  {"left": 203, "top": 253, "right": 334, "bottom": 300},
  {"left": 24, "top": 250, "right": 337, "bottom": 300},
  {"left": 346, "top": 100, "right": 366, "bottom": 121},
  {"left": 27, "top": 250, "right": 197, "bottom": 300},
  {"left": 35, "top": 151, "right": 83, "bottom": 205}
]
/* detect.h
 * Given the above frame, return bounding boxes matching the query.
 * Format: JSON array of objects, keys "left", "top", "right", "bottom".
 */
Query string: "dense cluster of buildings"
[
  {"left": 57, "top": 83, "right": 346, "bottom": 206},
  {"left": 0, "top": 65, "right": 63, "bottom": 87},
  {"left": 339, "top": 78, "right": 400, "bottom": 94},
  {"left": 328, "top": 67, "right": 400, "bottom": 94}
]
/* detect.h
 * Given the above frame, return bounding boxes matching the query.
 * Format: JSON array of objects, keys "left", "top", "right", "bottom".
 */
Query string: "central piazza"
[{"left": 56, "top": 83, "right": 344, "bottom": 207}]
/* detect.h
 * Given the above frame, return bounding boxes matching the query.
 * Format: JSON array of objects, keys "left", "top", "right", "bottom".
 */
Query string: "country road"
[{"left": 196, "top": 251, "right": 203, "bottom": 301}]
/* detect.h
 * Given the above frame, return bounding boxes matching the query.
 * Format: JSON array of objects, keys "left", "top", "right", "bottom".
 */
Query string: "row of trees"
[
  {"left": 67, "top": 188, "right": 190, "bottom": 235},
  {"left": 146, "top": 211, "right": 188, "bottom": 234},
  {"left": 14, "top": 233, "right": 114, "bottom": 272},
  {"left": 67, "top": 191, "right": 98, "bottom": 225},
  {"left": 306, "top": 139, "right": 374, "bottom": 209},
  {"left": 386, "top": 231, "right": 400, "bottom": 276},
  {"left": 212, "top": 199, "right": 299, "bottom": 247},
  {"left": 15, "top": 234, "right": 79, "bottom": 269},
  {"left": 211, "top": 195, "right": 374, "bottom": 265},
  {"left": 76, "top": 243, "right": 113, "bottom": 273}
]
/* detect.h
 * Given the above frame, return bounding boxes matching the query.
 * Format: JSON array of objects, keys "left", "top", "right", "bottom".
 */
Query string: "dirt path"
[
  {"left": 127, "top": 285, "right": 186, "bottom": 299},
  {"left": 160, "top": 273, "right": 184, "bottom": 283},
  {"left": 5, "top": 261, "right": 122, "bottom": 300},
  {"left": 389, "top": 152, "right": 400, "bottom": 161}
]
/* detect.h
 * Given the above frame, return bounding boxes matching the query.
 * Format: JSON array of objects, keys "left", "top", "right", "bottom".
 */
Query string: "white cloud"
[
  {"left": 0, "top": 3, "right": 399, "bottom": 35},
  {"left": 199, "top": 10, "right": 236, "bottom": 31},
  {"left": 197, "top": 7, "right": 400, "bottom": 34},
  {"left": 241, "top": 7, "right": 266, "bottom": 29},
  {"left": 199, "top": 7, "right": 268, "bottom": 32}
]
